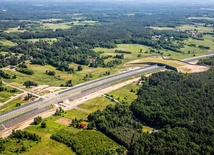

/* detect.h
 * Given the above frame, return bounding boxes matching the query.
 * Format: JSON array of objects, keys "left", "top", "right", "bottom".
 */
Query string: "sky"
[{"left": 1, "top": 0, "right": 214, "bottom": 4}]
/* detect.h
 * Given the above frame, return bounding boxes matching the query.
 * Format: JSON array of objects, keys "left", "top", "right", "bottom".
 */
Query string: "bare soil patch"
[
  {"left": 178, "top": 65, "right": 209, "bottom": 73},
  {"left": 55, "top": 118, "right": 72, "bottom": 126}
]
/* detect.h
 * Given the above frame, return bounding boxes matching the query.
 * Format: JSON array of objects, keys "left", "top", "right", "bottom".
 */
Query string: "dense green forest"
[{"left": 87, "top": 59, "right": 214, "bottom": 155}]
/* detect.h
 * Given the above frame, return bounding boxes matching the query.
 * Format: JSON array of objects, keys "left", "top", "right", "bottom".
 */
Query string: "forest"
[{"left": 87, "top": 58, "right": 214, "bottom": 155}]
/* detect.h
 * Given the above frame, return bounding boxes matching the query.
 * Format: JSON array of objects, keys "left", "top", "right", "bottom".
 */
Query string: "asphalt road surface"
[
  {"left": 0, "top": 65, "right": 163, "bottom": 124},
  {"left": 1, "top": 53, "right": 213, "bottom": 129}
]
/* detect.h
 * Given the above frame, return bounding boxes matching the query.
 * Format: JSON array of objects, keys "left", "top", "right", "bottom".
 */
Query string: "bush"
[{"left": 33, "top": 116, "right": 42, "bottom": 125}]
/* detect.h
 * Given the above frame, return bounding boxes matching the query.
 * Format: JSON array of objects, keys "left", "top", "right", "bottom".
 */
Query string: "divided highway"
[
  {"left": 0, "top": 53, "right": 214, "bottom": 131},
  {"left": 0, "top": 65, "right": 164, "bottom": 128}
]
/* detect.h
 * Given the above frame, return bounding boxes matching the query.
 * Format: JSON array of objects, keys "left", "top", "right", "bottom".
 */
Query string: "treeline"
[
  {"left": 198, "top": 57, "right": 214, "bottom": 66},
  {"left": 0, "top": 130, "right": 41, "bottom": 154},
  {"left": 10, "top": 130, "right": 41, "bottom": 141}
]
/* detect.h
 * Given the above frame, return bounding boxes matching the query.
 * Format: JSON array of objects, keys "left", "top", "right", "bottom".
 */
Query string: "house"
[{"left": 79, "top": 123, "right": 87, "bottom": 128}]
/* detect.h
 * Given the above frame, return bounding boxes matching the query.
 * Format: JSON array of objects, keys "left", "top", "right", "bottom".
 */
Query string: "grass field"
[
  {"left": 3, "top": 64, "right": 119, "bottom": 87},
  {"left": 177, "top": 24, "right": 213, "bottom": 33},
  {"left": 41, "top": 22, "right": 72, "bottom": 30},
  {"left": 26, "top": 38, "right": 57, "bottom": 44},
  {"left": 0, "top": 85, "right": 22, "bottom": 103},
  {"left": 94, "top": 44, "right": 152, "bottom": 63},
  {"left": 108, "top": 82, "right": 140, "bottom": 104},
  {"left": 0, "top": 39, "right": 17, "bottom": 46},
  {"left": 0, "top": 97, "right": 25, "bottom": 114},
  {"left": 93, "top": 43, "right": 212, "bottom": 63},
  {"left": 4, "top": 27, "right": 26, "bottom": 33},
  {"left": 21, "top": 109, "right": 87, "bottom": 155},
  {"left": 78, "top": 96, "right": 115, "bottom": 112}
]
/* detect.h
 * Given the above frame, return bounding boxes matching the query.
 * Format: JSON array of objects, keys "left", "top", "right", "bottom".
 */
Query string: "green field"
[
  {"left": 108, "top": 82, "right": 140, "bottom": 104},
  {"left": 93, "top": 43, "right": 213, "bottom": 63},
  {"left": 78, "top": 96, "right": 115, "bottom": 112},
  {"left": 21, "top": 109, "right": 85, "bottom": 155},
  {"left": 0, "top": 39, "right": 17, "bottom": 46},
  {"left": 41, "top": 22, "right": 72, "bottom": 30},
  {"left": 22, "top": 135, "right": 75, "bottom": 155},
  {"left": 0, "top": 97, "right": 25, "bottom": 114},
  {"left": 177, "top": 24, "right": 213, "bottom": 33},
  {"left": 94, "top": 44, "right": 152, "bottom": 63},
  {"left": 4, "top": 27, "right": 26, "bottom": 33},
  {"left": 0, "top": 85, "right": 21, "bottom": 103},
  {"left": 3, "top": 64, "right": 118, "bottom": 87}
]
